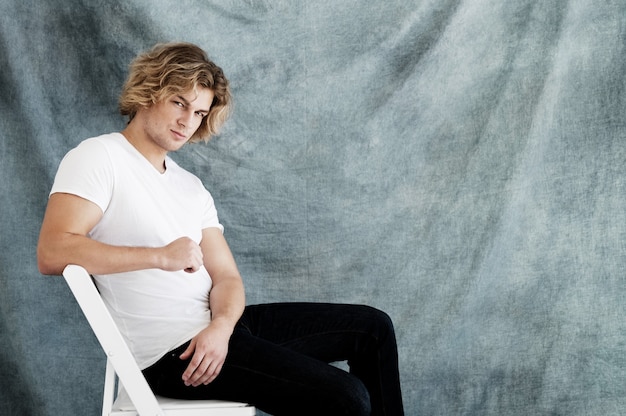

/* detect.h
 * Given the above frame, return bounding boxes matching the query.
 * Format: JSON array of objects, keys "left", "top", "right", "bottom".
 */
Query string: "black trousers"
[{"left": 143, "top": 303, "right": 404, "bottom": 416}]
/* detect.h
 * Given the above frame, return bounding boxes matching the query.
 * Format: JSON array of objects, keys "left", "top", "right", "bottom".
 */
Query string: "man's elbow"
[{"left": 36, "top": 244, "right": 64, "bottom": 276}]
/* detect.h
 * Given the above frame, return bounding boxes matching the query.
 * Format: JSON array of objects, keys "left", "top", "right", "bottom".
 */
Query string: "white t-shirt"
[{"left": 51, "top": 132, "right": 224, "bottom": 369}]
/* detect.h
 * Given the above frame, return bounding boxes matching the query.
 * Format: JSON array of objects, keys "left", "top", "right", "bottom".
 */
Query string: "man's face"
[{"left": 140, "top": 87, "right": 214, "bottom": 152}]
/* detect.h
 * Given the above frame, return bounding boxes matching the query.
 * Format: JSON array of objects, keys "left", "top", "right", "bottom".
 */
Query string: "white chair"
[{"left": 62, "top": 264, "right": 256, "bottom": 416}]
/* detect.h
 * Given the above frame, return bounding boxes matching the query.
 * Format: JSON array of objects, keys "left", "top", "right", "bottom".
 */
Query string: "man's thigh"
[
  {"left": 145, "top": 324, "right": 371, "bottom": 415},
  {"left": 239, "top": 302, "right": 392, "bottom": 363}
]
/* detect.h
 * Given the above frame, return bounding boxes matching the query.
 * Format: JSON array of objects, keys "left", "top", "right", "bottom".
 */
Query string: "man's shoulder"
[
  {"left": 167, "top": 157, "right": 204, "bottom": 183},
  {"left": 68, "top": 133, "right": 133, "bottom": 163},
  {"left": 76, "top": 132, "right": 123, "bottom": 150},
  {"left": 58, "top": 133, "right": 128, "bottom": 174}
]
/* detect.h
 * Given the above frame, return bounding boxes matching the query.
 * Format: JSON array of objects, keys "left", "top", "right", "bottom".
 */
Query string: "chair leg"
[{"left": 102, "top": 358, "right": 116, "bottom": 416}]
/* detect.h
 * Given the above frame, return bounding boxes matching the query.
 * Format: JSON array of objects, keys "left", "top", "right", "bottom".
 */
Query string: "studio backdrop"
[{"left": 1, "top": 1, "right": 626, "bottom": 415}]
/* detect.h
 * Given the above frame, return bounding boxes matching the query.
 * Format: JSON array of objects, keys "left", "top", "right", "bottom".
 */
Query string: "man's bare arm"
[
  {"left": 37, "top": 193, "right": 203, "bottom": 275},
  {"left": 179, "top": 227, "right": 246, "bottom": 386}
]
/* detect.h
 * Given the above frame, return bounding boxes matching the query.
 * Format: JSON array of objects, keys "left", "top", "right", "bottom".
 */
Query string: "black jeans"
[{"left": 143, "top": 303, "right": 404, "bottom": 415}]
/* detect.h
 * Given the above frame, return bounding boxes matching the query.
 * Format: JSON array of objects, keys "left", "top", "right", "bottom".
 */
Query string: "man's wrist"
[{"left": 209, "top": 316, "right": 237, "bottom": 335}]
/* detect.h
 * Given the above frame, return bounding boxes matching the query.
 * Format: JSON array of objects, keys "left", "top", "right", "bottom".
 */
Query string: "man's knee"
[{"left": 359, "top": 305, "right": 396, "bottom": 341}]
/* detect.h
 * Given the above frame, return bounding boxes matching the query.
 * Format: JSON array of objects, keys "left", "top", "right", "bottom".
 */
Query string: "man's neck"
[{"left": 121, "top": 127, "right": 168, "bottom": 173}]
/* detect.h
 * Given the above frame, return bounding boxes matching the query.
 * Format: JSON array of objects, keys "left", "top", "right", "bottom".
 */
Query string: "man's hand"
[
  {"left": 179, "top": 319, "right": 233, "bottom": 386},
  {"left": 160, "top": 237, "right": 203, "bottom": 273}
]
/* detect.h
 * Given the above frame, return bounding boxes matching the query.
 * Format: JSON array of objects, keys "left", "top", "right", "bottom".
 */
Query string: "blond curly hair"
[{"left": 119, "top": 42, "right": 232, "bottom": 143}]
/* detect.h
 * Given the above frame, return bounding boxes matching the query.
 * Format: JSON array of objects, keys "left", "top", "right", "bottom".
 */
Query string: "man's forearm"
[
  {"left": 37, "top": 232, "right": 163, "bottom": 276},
  {"left": 208, "top": 278, "right": 246, "bottom": 331}
]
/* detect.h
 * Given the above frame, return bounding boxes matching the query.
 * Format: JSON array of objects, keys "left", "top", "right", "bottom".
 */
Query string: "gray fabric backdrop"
[{"left": 2, "top": 1, "right": 626, "bottom": 415}]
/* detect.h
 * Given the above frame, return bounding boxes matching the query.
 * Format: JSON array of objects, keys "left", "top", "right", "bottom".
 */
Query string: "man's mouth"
[{"left": 172, "top": 130, "right": 187, "bottom": 140}]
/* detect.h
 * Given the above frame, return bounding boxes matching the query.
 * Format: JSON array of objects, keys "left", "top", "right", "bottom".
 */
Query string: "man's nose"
[{"left": 179, "top": 111, "right": 194, "bottom": 128}]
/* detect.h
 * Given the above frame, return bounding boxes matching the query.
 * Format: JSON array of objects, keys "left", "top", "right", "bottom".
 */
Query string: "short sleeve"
[
  {"left": 200, "top": 188, "right": 224, "bottom": 233},
  {"left": 50, "top": 138, "right": 114, "bottom": 213}
]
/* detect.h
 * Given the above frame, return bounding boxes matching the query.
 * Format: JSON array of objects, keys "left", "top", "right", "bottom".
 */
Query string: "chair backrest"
[
  {"left": 63, "top": 265, "right": 255, "bottom": 416},
  {"left": 63, "top": 264, "right": 166, "bottom": 416}
]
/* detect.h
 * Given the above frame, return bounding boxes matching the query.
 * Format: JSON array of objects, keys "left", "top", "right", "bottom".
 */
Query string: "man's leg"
[
  {"left": 143, "top": 303, "right": 403, "bottom": 415},
  {"left": 239, "top": 303, "right": 404, "bottom": 415},
  {"left": 143, "top": 328, "right": 371, "bottom": 415}
]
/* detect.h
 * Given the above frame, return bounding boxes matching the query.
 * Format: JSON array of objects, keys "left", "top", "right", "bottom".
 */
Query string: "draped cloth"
[{"left": 1, "top": 1, "right": 625, "bottom": 414}]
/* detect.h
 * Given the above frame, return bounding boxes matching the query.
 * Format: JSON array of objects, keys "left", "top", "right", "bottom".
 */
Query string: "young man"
[{"left": 38, "top": 42, "right": 404, "bottom": 415}]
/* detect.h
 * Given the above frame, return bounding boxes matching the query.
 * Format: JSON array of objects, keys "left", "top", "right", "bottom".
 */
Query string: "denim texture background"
[{"left": 1, "top": 1, "right": 626, "bottom": 415}]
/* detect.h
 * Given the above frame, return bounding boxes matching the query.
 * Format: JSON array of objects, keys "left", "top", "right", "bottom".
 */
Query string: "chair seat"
[{"left": 114, "top": 388, "right": 255, "bottom": 415}]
